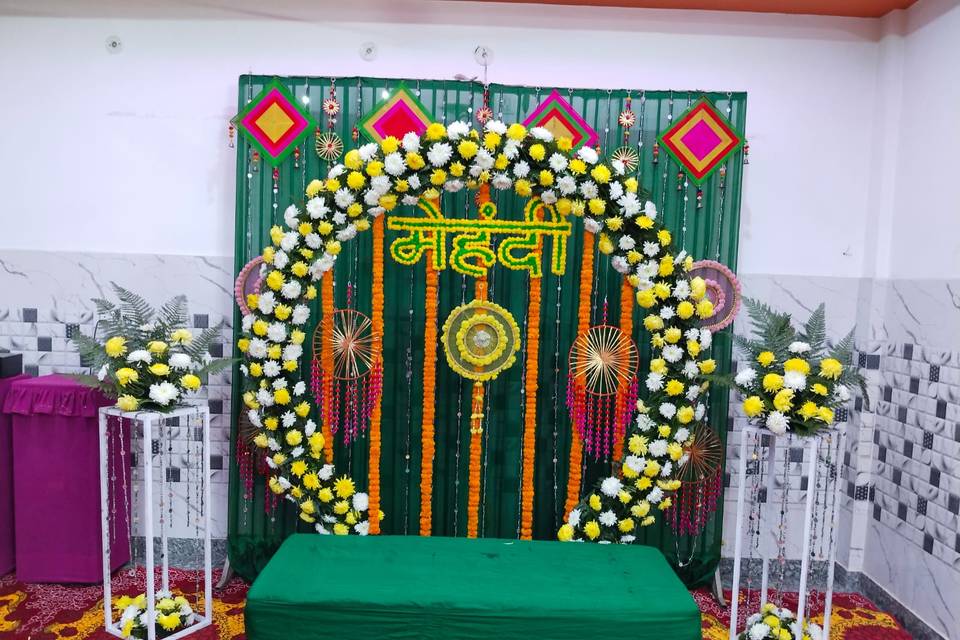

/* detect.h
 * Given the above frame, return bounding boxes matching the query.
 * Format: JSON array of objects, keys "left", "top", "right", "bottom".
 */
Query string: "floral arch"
[{"left": 236, "top": 119, "right": 719, "bottom": 543}]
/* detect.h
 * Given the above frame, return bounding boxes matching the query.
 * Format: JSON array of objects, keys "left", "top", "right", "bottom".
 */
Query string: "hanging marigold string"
[
  {"left": 320, "top": 272, "right": 335, "bottom": 464},
  {"left": 466, "top": 276, "right": 489, "bottom": 538},
  {"left": 520, "top": 251, "right": 543, "bottom": 539},
  {"left": 612, "top": 280, "right": 635, "bottom": 468},
  {"left": 368, "top": 215, "right": 385, "bottom": 535},
  {"left": 419, "top": 240, "right": 440, "bottom": 537},
  {"left": 564, "top": 231, "right": 594, "bottom": 518}
]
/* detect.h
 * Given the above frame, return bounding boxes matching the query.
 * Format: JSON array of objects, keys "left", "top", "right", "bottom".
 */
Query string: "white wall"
[{"left": 0, "top": 1, "right": 884, "bottom": 278}]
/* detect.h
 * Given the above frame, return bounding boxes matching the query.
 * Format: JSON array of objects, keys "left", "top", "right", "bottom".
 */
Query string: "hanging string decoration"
[
  {"left": 567, "top": 324, "right": 639, "bottom": 459},
  {"left": 310, "top": 308, "right": 382, "bottom": 445},
  {"left": 367, "top": 216, "right": 386, "bottom": 535},
  {"left": 419, "top": 262, "right": 440, "bottom": 536},
  {"left": 665, "top": 423, "right": 723, "bottom": 537},
  {"left": 686, "top": 259, "right": 742, "bottom": 331}
]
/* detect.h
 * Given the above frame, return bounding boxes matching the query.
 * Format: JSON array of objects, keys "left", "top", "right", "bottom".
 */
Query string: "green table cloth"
[{"left": 245, "top": 534, "right": 702, "bottom": 639}]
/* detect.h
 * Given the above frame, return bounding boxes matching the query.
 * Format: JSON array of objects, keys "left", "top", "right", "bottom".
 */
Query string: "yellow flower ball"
[
  {"left": 449, "top": 162, "right": 465, "bottom": 177},
  {"left": 631, "top": 501, "right": 651, "bottom": 518},
  {"left": 665, "top": 379, "right": 685, "bottom": 396},
  {"left": 644, "top": 460, "right": 661, "bottom": 477},
  {"left": 557, "top": 524, "right": 574, "bottom": 541},
  {"left": 380, "top": 136, "right": 399, "bottom": 154},
  {"left": 555, "top": 198, "right": 572, "bottom": 216},
  {"left": 346, "top": 171, "right": 366, "bottom": 190},
  {"left": 457, "top": 140, "right": 479, "bottom": 159},
  {"left": 291, "top": 330, "right": 306, "bottom": 345},
  {"left": 180, "top": 374, "right": 201, "bottom": 391},
  {"left": 149, "top": 363, "right": 170, "bottom": 377},
  {"left": 317, "top": 221, "right": 333, "bottom": 236},
  {"left": 588, "top": 494, "right": 602, "bottom": 512},
  {"left": 799, "top": 401, "right": 819, "bottom": 420},
  {"left": 355, "top": 219, "right": 370, "bottom": 232},
  {"left": 266, "top": 270, "right": 284, "bottom": 291},
  {"left": 506, "top": 123, "right": 526, "bottom": 140},
  {"left": 636, "top": 216, "right": 654, "bottom": 230},
  {"left": 325, "top": 178, "right": 341, "bottom": 192},
  {"left": 819, "top": 358, "right": 843, "bottom": 380},
  {"left": 147, "top": 340, "right": 168, "bottom": 355},
  {"left": 379, "top": 194, "right": 398, "bottom": 211},
  {"left": 568, "top": 158, "right": 587, "bottom": 175},
  {"left": 676, "top": 300, "right": 695, "bottom": 319},
  {"left": 514, "top": 179, "right": 533, "bottom": 197},
  {"left": 757, "top": 351, "right": 776, "bottom": 367},
  {"left": 115, "top": 367, "right": 138, "bottom": 387},
  {"left": 773, "top": 388, "right": 795, "bottom": 412},
  {"left": 657, "top": 229, "right": 672, "bottom": 246},
  {"left": 658, "top": 424, "right": 672, "bottom": 437},
  {"left": 557, "top": 137, "right": 573, "bottom": 151},
  {"left": 318, "top": 487, "right": 334, "bottom": 502},
  {"left": 116, "top": 395, "right": 139, "bottom": 411},
  {"left": 344, "top": 149, "right": 362, "bottom": 170},
  {"left": 676, "top": 407, "right": 694, "bottom": 425},
  {"left": 170, "top": 328, "right": 193, "bottom": 344},
  {"left": 628, "top": 434, "right": 648, "bottom": 455},
  {"left": 597, "top": 235, "right": 614, "bottom": 254},
  {"left": 285, "top": 429, "right": 303, "bottom": 446},
  {"left": 326, "top": 240, "right": 342, "bottom": 255},
  {"left": 426, "top": 122, "right": 447, "bottom": 140},
  {"left": 687, "top": 340, "right": 701, "bottom": 357},
  {"left": 624, "top": 177, "right": 638, "bottom": 193},
  {"left": 636, "top": 289, "right": 656, "bottom": 308},
  {"left": 811, "top": 383, "right": 828, "bottom": 396},
  {"left": 618, "top": 518, "right": 635, "bottom": 533},
  {"left": 784, "top": 358, "right": 811, "bottom": 374},
  {"left": 658, "top": 256, "right": 674, "bottom": 277},
  {"left": 334, "top": 475, "right": 356, "bottom": 498},
  {"left": 696, "top": 298, "right": 715, "bottom": 319},
  {"left": 590, "top": 164, "right": 611, "bottom": 184},
  {"left": 698, "top": 359, "right": 717, "bottom": 374},
  {"left": 763, "top": 373, "right": 784, "bottom": 392},
  {"left": 263, "top": 416, "right": 278, "bottom": 431},
  {"left": 588, "top": 198, "right": 605, "bottom": 215},
  {"left": 333, "top": 523, "right": 349, "bottom": 536},
  {"left": 528, "top": 143, "right": 546, "bottom": 161},
  {"left": 817, "top": 406, "right": 835, "bottom": 423},
  {"left": 583, "top": 520, "right": 601, "bottom": 540},
  {"left": 406, "top": 152, "right": 426, "bottom": 170},
  {"left": 290, "top": 460, "right": 307, "bottom": 477},
  {"left": 483, "top": 132, "right": 501, "bottom": 150},
  {"left": 273, "top": 388, "right": 291, "bottom": 405},
  {"left": 539, "top": 170, "right": 554, "bottom": 186},
  {"left": 664, "top": 327, "right": 682, "bottom": 344},
  {"left": 649, "top": 358, "right": 667, "bottom": 374},
  {"left": 294, "top": 402, "right": 310, "bottom": 418},
  {"left": 644, "top": 315, "right": 665, "bottom": 332}
]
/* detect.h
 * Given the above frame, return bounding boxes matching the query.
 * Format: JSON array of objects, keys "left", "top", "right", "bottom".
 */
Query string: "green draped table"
[{"left": 245, "top": 534, "right": 702, "bottom": 639}]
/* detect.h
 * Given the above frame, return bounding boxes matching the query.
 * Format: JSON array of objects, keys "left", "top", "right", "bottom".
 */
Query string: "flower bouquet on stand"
[
  {"left": 71, "top": 283, "right": 232, "bottom": 411},
  {"left": 114, "top": 590, "right": 198, "bottom": 639},
  {"left": 739, "top": 603, "right": 823, "bottom": 640},
  {"left": 731, "top": 299, "right": 867, "bottom": 437}
]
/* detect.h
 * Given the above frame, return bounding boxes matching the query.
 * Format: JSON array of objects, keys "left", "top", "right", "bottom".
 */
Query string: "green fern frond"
[
  {"left": 110, "top": 282, "right": 156, "bottom": 330},
  {"left": 158, "top": 295, "right": 188, "bottom": 329},
  {"left": 799, "top": 303, "right": 827, "bottom": 355}
]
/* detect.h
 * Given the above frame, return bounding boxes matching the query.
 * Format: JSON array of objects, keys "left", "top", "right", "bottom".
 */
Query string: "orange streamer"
[
  {"left": 466, "top": 277, "right": 489, "bottom": 538},
  {"left": 612, "top": 279, "right": 634, "bottom": 468},
  {"left": 368, "top": 216, "right": 385, "bottom": 534},
  {"left": 564, "top": 231, "right": 595, "bottom": 518},
  {"left": 419, "top": 247, "right": 440, "bottom": 537},
  {"left": 320, "top": 272, "right": 335, "bottom": 464}
]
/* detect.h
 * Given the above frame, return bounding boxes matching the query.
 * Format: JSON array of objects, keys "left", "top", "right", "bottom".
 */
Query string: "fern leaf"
[
  {"left": 158, "top": 295, "right": 188, "bottom": 330},
  {"left": 110, "top": 282, "right": 156, "bottom": 330},
  {"left": 800, "top": 303, "right": 827, "bottom": 355}
]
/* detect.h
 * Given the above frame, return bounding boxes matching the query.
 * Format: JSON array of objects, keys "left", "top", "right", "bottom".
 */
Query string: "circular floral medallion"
[
  {"left": 610, "top": 146, "right": 640, "bottom": 173},
  {"left": 618, "top": 109, "right": 637, "bottom": 128},
  {"left": 475, "top": 105, "right": 494, "bottom": 124},
  {"left": 322, "top": 97, "right": 341, "bottom": 118},
  {"left": 315, "top": 131, "right": 344, "bottom": 162},
  {"left": 442, "top": 299, "right": 521, "bottom": 381}
]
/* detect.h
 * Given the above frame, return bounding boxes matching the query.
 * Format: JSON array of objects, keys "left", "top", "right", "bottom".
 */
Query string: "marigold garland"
[
  {"left": 466, "top": 277, "right": 489, "bottom": 538},
  {"left": 320, "top": 272, "right": 335, "bottom": 464},
  {"left": 564, "top": 231, "right": 595, "bottom": 518},
  {"left": 520, "top": 272, "right": 542, "bottom": 539},
  {"left": 612, "top": 279, "right": 635, "bottom": 467},
  {"left": 419, "top": 255, "right": 440, "bottom": 536},
  {"left": 367, "top": 215, "right": 385, "bottom": 534}
]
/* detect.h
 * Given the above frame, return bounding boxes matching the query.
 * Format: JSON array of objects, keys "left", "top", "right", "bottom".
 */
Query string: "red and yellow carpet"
[{"left": 0, "top": 570, "right": 910, "bottom": 639}]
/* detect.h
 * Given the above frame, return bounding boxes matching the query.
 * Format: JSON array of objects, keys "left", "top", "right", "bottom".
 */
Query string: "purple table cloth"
[
  {"left": 3, "top": 374, "right": 131, "bottom": 583},
  {"left": 0, "top": 374, "right": 29, "bottom": 575}
]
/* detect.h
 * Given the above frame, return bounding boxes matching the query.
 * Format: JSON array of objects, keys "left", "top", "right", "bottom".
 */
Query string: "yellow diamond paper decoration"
[{"left": 255, "top": 103, "right": 296, "bottom": 144}]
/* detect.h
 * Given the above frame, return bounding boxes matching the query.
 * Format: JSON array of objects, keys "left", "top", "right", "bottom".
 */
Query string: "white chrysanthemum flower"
[
  {"left": 583, "top": 218, "right": 602, "bottom": 234},
  {"left": 642, "top": 241, "right": 660, "bottom": 258},
  {"left": 530, "top": 126, "right": 553, "bottom": 141},
  {"left": 625, "top": 455, "right": 645, "bottom": 473},
  {"left": 807, "top": 622, "right": 823, "bottom": 640},
  {"left": 277, "top": 476, "right": 292, "bottom": 490},
  {"left": 407, "top": 174, "right": 421, "bottom": 190},
  {"left": 648, "top": 439, "right": 668, "bottom": 457},
  {"left": 334, "top": 188, "right": 354, "bottom": 209},
  {"left": 620, "top": 534, "right": 636, "bottom": 544},
  {"left": 789, "top": 341, "right": 811, "bottom": 354},
  {"left": 749, "top": 623, "right": 771, "bottom": 640},
  {"left": 541, "top": 189, "right": 557, "bottom": 205},
  {"left": 242, "top": 315, "right": 255, "bottom": 332},
  {"left": 336, "top": 225, "right": 358, "bottom": 242},
  {"left": 609, "top": 181, "right": 624, "bottom": 200},
  {"left": 734, "top": 368, "right": 758, "bottom": 388},
  {"left": 599, "top": 510, "right": 617, "bottom": 527},
  {"left": 611, "top": 256, "right": 629, "bottom": 274},
  {"left": 684, "top": 328, "right": 700, "bottom": 342},
  {"left": 383, "top": 152, "right": 406, "bottom": 176},
  {"left": 267, "top": 322, "right": 287, "bottom": 343},
  {"left": 272, "top": 250, "right": 289, "bottom": 270},
  {"left": 491, "top": 173, "right": 512, "bottom": 190},
  {"left": 670, "top": 279, "right": 690, "bottom": 300},
  {"left": 357, "top": 142, "right": 378, "bottom": 162},
  {"left": 658, "top": 403, "right": 677, "bottom": 420},
  {"left": 427, "top": 142, "right": 453, "bottom": 167},
  {"left": 247, "top": 410, "right": 262, "bottom": 428},
  {"left": 835, "top": 384, "right": 850, "bottom": 401},
  {"left": 446, "top": 120, "right": 470, "bottom": 140},
  {"left": 557, "top": 175, "right": 577, "bottom": 195},
  {"left": 695, "top": 403, "right": 706, "bottom": 420},
  {"left": 685, "top": 385, "right": 701, "bottom": 401},
  {"left": 577, "top": 146, "right": 599, "bottom": 164},
  {"left": 281, "top": 280, "right": 302, "bottom": 300},
  {"left": 283, "top": 344, "right": 303, "bottom": 362},
  {"left": 247, "top": 339, "right": 268, "bottom": 359},
  {"left": 368, "top": 206, "right": 385, "bottom": 218},
  {"left": 352, "top": 492, "right": 370, "bottom": 512},
  {"left": 291, "top": 305, "right": 310, "bottom": 325},
  {"left": 284, "top": 204, "right": 300, "bottom": 228},
  {"left": 600, "top": 476, "right": 623, "bottom": 497},
  {"left": 281, "top": 411, "right": 296, "bottom": 428},
  {"left": 611, "top": 159, "right": 626, "bottom": 175},
  {"left": 513, "top": 160, "right": 530, "bottom": 178},
  {"left": 504, "top": 139, "right": 521, "bottom": 159},
  {"left": 646, "top": 372, "right": 664, "bottom": 391},
  {"left": 579, "top": 180, "right": 598, "bottom": 199},
  {"left": 266, "top": 437, "right": 280, "bottom": 451},
  {"left": 485, "top": 120, "right": 507, "bottom": 135},
  {"left": 660, "top": 461, "right": 672, "bottom": 477},
  {"left": 662, "top": 345, "right": 684, "bottom": 363},
  {"left": 127, "top": 349, "right": 152, "bottom": 364},
  {"left": 618, "top": 235, "right": 636, "bottom": 251},
  {"left": 766, "top": 411, "right": 789, "bottom": 435},
  {"left": 149, "top": 382, "right": 180, "bottom": 406},
  {"left": 548, "top": 153, "right": 568, "bottom": 172},
  {"left": 304, "top": 232, "right": 322, "bottom": 249},
  {"left": 618, "top": 192, "right": 641, "bottom": 217},
  {"left": 784, "top": 370, "right": 807, "bottom": 391},
  {"left": 370, "top": 175, "right": 391, "bottom": 195},
  {"left": 674, "top": 427, "right": 690, "bottom": 443},
  {"left": 402, "top": 194, "right": 420, "bottom": 206},
  {"left": 637, "top": 260, "right": 658, "bottom": 279},
  {"left": 647, "top": 487, "right": 664, "bottom": 504},
  {"left": 303, "top": 419, "right": 316, "bottom": 435},
  {"left": 402, "top": 132, "right": 421, "bottom": 152},
  {"left": 168, "top": 353, "right": 192, "bottom": 370},
  {"left": 699, "top": 329, "right": 712, "bottom": 349},
  {"left": 673, "top": 250, "right": 687, "bottom": 265},
  {"left": 683, "top": 360, "right": 699, "bottom": 379},
  {"left": 444, "top": 180, "right": 464, "bottom": 193},
  {"left": 644, "top": 200, "right": 658, "bottom": 219},
  {"left": 97, "top": 364, "right": 109, "bottom": 381},
  {"left": 363, "top": 188, "right": 381, "bottom": 206},
  {"left": 309, "top": 254, "right": 336, "bottom": 278},
  {"left": 636, "top": 414, "right": 656, "bottom": 432},
  {"left": 354, "top": 521, "right": 370, "bottom": 536},
  {"left": 280, "top": 232, "right": 298, "bottom": 253},
  {"left": 318, "top": 464, "right": 334, "bottom": 480},
  {"left": 327, "top": 164, "right": 346, "bottom": 179},
  {"left": 568, "top": 508, "right": 581, "bottom": 527},
  {"left": 307, "top": 198, "right": 329, "bottom": 220}
]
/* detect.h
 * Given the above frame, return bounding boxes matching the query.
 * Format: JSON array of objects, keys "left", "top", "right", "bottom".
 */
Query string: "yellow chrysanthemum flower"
[{"left": 334, "top": 475, "right": 355, "bottom": 498}]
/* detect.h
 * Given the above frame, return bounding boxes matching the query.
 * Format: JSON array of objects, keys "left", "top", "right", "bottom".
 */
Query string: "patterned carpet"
[{"left": 0, "top": 569, "right": 911, "bottom": 639}]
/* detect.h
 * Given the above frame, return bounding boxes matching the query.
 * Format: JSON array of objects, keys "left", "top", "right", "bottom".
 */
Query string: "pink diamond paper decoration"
[
  {"left": 658, "top": 98, "right": 742, "bottom": 184},
  {"left": 235, "top": 80, "right": 316, "bottom": 167},
  {"left": 523, "top": 90, "right": 598, "bottom": 150},
  {"left": 359, "top": 85, "right": 435, "bottom": 144}
]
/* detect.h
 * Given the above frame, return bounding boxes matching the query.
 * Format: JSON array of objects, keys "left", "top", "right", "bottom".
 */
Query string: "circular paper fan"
[
  {"left": 687, "top": 259, "right": 741, "bottom": 331},
  {"left": 610, "top": 146, "right": 639, "bottom": 172},
  {"left": 568, "top": 324, "right": 639, "bottom": 397},
  {"left": 312, "top": 309, "right": 378, "bottom": 381},
  {"left": 234, "top": 256, "right": 264, "bottom": 315},
  {"left": 316, "top": 131, "right": 343, "bottom": 162}
]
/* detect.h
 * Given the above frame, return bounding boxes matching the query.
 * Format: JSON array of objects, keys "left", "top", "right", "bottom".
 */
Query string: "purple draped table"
[
  {"left": 0, "top": 374, "right": 29, "bottom": 575},
  {"left": 2, "top": 374, "right": 131, "bottom": 583}
]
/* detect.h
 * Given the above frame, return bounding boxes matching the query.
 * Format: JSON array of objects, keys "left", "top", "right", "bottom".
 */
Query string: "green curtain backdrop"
[{"left": 229, "top": 75, "right": 746, "bottom": 586}]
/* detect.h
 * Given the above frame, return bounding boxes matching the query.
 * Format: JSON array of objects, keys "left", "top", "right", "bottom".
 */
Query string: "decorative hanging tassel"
[
  {"left": 719, "top": 165, "right": 727, "bottom": 190},
  {"left": 652, "top": 141, "right": 660, "bottom": 164},
  {"left": 696, "top": 188, "right": 703, "bottom": 209},
  {"left": 251, "top": 150, "right": 260, "bottom": 172},
  {"left": 228, "top": 122, "right": 235, "bottom": 148},
  {"left": 743, "top": 139, "right": 750, "bottom": 165}
]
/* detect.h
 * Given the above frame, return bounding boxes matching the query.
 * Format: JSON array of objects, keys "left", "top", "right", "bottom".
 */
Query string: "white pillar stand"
[
  {"left": 728, "top": 425, "right": 846, "bottom": 640},
  {"left": 99, "top": 405, "right": 213, "bottom": 640}
]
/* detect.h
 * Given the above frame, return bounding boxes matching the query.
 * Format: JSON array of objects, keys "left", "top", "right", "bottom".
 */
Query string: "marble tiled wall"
[{"left": 1, "top": 249, "right": 957, "bottom": 636}]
